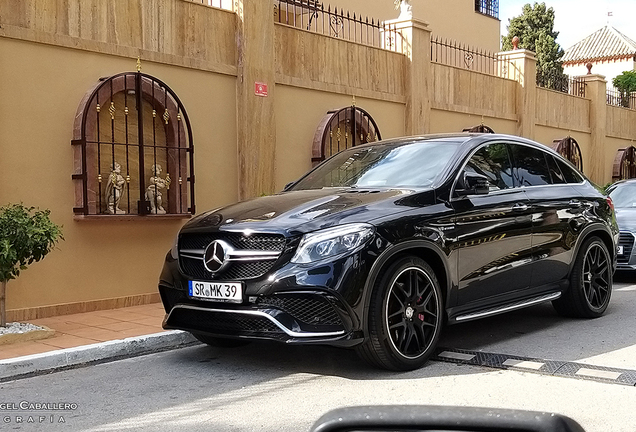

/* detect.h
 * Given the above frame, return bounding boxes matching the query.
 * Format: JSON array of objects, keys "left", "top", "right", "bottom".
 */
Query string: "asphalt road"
[{"left": 2, "top": 274, "right": 636, "bottom": 432}]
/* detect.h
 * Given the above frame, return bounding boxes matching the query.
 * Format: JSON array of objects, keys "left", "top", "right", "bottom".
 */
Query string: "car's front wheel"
[
  {"left": 553, "top": 236, "right": 612, "bottom": 318},
  {"left": 357, "top": 256, "right": 444, "bottom": 371}
]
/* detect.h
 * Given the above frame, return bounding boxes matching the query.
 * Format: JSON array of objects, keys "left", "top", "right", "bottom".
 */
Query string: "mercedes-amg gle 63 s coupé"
[{"left": 158, "top": 133, "right": 617, "bottom": 371}]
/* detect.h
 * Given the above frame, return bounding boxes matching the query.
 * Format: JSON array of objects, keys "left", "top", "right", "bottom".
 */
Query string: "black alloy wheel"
[
  {"left": 357, "top": 256, "right": 443, "bottom": 371},
  {"left": 553, "top": 236, "right": 612, "bottom": 318}
]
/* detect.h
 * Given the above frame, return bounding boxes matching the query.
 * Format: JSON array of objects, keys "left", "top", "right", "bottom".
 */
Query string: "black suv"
[{"left": 159, "top": 134, "right": 617, "bottom": 371}]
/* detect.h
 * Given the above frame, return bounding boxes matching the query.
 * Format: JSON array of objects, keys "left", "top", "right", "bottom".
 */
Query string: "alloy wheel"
[
  {"left": 385, "top": 267, "right": 440, "bottom": 359},
  {"left": 582, "top": 243, "right": 610, "bottom": 309}
]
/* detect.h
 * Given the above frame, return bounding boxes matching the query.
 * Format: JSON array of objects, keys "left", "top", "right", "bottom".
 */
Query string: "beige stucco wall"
[
  {"left": 429, "top": 109, "right": 517, "bottom": 135},
  {"left": 0, "top": 37, "right": 237, "bottom": 311},
  {"left": 273, "top": 85, "right": 406, "bottom": 190},
  {"left": 326, "top": 0, "right": 501, "bottom": 53}
]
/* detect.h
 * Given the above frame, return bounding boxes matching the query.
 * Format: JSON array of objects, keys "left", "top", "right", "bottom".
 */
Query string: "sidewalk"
[
  {"left": 0, "top": 303, "right": 169, "bottom": 361},
  {"left": 0, "top": 302, "right": 198, "bottom": 381}
]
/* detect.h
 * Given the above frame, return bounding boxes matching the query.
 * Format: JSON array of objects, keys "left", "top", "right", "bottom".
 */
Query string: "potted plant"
[{"left": 0, "top": 204, "right": 63, "bottom": 327}]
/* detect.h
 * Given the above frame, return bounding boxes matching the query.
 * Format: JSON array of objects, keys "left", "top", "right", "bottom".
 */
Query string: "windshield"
[
  {"left": 609, "top": 182, "right": 636, "bottom": 208},
  {"left": 291, "top": 140, "right": 463, "bottom": 190}
]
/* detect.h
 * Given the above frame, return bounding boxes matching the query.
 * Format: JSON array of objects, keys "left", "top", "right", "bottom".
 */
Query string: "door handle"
[
  {"left": 512, "top": 203, "right": 529, "bottom": 211},
  {"left": 569, "top": 200, "right": 582, "bottom": 208}
]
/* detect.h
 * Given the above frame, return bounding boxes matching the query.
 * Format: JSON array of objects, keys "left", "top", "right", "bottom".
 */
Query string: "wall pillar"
[
  {"left": 498, "top": 49, "right": 537, "bottom": 140},
  {"left": 579, "top": 74, "right": 607, "bottom": 184},
  {"left": 384, "top": 18, "right": 431, "bottom": 135},
  {"left": 235, "top": 0, "right": 276, "bottom": 200}
]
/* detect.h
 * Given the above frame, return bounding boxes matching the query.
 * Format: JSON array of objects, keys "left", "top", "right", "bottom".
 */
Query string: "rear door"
[{"left": 510, "top": 144, "right": 583, "bottom": 288}]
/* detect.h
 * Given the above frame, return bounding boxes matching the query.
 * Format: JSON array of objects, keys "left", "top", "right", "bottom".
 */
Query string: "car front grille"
[
  {"left": 257, "top": 294, "right": 343, "bottom": 326},
  {"left": 180, "top": 233, "right": 286, "bottom": 252},
  {"left": 618, "top": 232, "right": 635, "bottom": 264},
  {"left": 179, "top": 232, "right": 287, "bottom": 281}
]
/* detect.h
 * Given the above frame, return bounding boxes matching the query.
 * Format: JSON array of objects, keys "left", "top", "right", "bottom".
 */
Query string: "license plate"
[
  {"left": 188, "top": 281, "right": 243, "bottom": 303},
  {"left": 618, "top": 246, "right": 624, "bottom": 255}
]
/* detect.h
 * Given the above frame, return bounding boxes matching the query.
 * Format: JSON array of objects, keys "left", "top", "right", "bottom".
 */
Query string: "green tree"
[
  {"left": 0, "top": 204, "right": 63, "bottom": 326},
  {"left": 613, "top": 71, "right": 636, "bottom": 92},
  {"left": 502, "top": 2, "right": 564, "bottom": 76},
  {"left": 613, "top": 70, "right": 636, "bottom": 107}
]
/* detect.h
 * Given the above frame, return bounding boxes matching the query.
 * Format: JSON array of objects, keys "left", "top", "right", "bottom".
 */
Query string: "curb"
[{"left": 0, "top": 330, "right": 198, "bottom": 382}]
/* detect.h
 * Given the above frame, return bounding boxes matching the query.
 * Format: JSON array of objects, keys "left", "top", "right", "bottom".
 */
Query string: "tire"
[
  {"left": 356, "top": 256, "right": 444, "bottom": 371},
  {"left": 193, "top": 333, "right": 251, "bottom": 348},
  {"left": 552, "top": 236, "right": 612, "bottom": 318}
]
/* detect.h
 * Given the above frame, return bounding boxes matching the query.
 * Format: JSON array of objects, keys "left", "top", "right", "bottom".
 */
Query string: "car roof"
[{"left": 361, "top": 133, "right": 552, "bottom": 153}]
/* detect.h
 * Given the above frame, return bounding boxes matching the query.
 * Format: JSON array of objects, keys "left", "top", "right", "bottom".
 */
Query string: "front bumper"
[
  {"left": 158, "top": 243, "right": 381, "bottom": 347},
  {"left": 617, "top": 231, "right": 636, "bottom": 270}
]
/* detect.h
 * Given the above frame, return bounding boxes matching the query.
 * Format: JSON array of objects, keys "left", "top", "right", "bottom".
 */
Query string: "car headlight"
[{"left": 291, "top": 223, "right": 375, "bottom": 264}]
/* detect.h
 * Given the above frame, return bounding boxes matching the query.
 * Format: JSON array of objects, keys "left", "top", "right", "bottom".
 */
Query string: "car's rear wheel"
[
  {"left": 193, "top": 333, "right": 251, "bottom": 348},
  {"left": 357, "top": 256, "right": 444, "bottom": 371},
  {"left": 552, "top": 236, "right": 612, "bottom": 318}
]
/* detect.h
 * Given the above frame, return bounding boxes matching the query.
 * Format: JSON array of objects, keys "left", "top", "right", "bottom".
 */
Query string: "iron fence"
[
  {"left": 431, "top": 36, "right": 510, "bottom": 77},
  {"left": 536, "top": 69, "right": 586, "bottom": 98},
  {"left": 474, "top": 0, "right": 499, "bottom": 19},
  {"left": 274, "top": 0, "right": 406, "bottom": 54},
  {"left": 607, "top": 89, "right": 636, "bottom": 109}
]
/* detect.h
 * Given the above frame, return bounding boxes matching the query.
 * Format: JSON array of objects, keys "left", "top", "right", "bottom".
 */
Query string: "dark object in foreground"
[{"left": 310, "top": 405, "right": 586, "bottom": 432}]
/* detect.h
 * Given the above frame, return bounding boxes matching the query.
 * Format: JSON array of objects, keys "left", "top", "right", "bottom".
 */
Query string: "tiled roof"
[{"left": 563, "top": 25, "right": 636, "bottom": 64}]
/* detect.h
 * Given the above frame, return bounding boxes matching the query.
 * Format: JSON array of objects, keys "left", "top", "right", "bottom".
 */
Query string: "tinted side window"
[
  {"left": 464, "top": 143, "right": 514, "bottom": 191},
  {"left": 511, "top": 145, "right": 552, "bottom": 187},
  {"left": 546, "top": 154, "right": 566, "bottom": 184},
  {"left": 556, "top": 158, "right": 584, "bottom": 183}
]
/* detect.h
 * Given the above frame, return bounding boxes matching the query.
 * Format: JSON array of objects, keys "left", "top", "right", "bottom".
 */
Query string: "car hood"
[
  {"left": 615, "top": 207, "right": 636, "bottom": 232},
  {"left": 183, "top": 187, "right": 434, "bottom": 236}
]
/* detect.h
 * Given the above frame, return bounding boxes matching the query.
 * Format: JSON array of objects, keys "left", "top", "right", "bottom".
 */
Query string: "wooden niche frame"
[
  {"left": 551, "top": 136, "right": 583, "bottom": 172},
  {"left": 311, "top": 105, "right": 382, "bottom": 167},
  {"left": 71, "top": 71, "right": 195, "bottom": 219},
  {"left": 612, "top": 146, "right": 636, "bottom": 182}
]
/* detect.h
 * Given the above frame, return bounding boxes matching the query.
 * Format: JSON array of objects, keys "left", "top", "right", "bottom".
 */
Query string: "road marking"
[
  {"left": 575, "top": 368, "right": 622, "bottom": 380},
  {"left": 433, "top": 348, "right": 636, "bottom": 386},
  {"left": 502, "top": 359, "right": 545, "bottom": 370},
  {"left": 438, "top": 351, "right": 475, "bottom": 361}
]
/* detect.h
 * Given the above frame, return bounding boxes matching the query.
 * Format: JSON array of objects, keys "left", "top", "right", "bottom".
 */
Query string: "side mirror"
[
  {"left": 310, "top": 406, "right": 586, "bottom": 432},
  {"left": 456, "top": 171, "right": 490, "bottom": 196}
]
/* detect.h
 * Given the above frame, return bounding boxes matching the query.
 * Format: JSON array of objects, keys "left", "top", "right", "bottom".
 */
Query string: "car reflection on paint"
[{"left": 158, "top": 133, "right": 617, "bottom": 371}]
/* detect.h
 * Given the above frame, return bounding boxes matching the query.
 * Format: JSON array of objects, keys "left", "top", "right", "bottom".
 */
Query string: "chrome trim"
[
  {"left": 169, "top": 305, "right": 345, "bottom": 338},
  {"left": 180, "top": 248, "right": 281, "bottom": 262},
  {"left": 454, "top": 292, "right": 561, "bottom": 322}
]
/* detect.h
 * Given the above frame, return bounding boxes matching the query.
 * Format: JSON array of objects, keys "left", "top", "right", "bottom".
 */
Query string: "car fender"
[
  {"left": 359, "top": 239, "right": 452, "bottom": 336},
  {"left": 566, "top": 222, "right": 616, "bottom": 281}
]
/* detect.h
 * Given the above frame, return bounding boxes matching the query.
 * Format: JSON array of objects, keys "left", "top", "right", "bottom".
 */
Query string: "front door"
[{"left": 450, "top": 142, "right": 534, "bottom": 306}]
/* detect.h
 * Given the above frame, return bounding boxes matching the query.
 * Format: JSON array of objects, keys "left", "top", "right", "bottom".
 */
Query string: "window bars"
[
  {"left": 607, "top": 89, "right": 636, "bottom": 109},
  {"left": 536, "top": 70, "right": 586, "bottom": 98},
  {"left": 312, "top": 105, "right": 382, "bottom": 166},
  {"left": 72, "top": 72, "right": 195, "bottom": 216},
  {"left": 474, "top": 0, "right": 499, "bottom": 19},
  {"left": 274, "top": 0, "right": 406, "bottom": 54}
]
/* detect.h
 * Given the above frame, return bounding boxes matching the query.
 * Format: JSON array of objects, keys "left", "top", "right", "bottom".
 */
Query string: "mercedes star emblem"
[{"left": 203, "top": 240, "right": 230, "bottom": 273}]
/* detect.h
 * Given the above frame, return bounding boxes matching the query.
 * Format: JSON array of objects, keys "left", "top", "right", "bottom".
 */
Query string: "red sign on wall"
[{"left": 255, "top": 82, "right": 268, "bottom": 97}]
